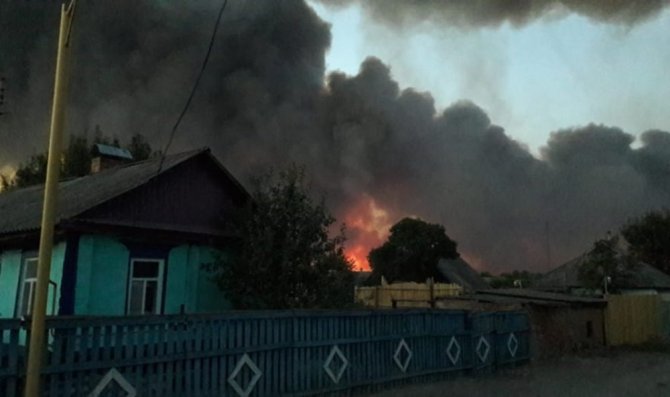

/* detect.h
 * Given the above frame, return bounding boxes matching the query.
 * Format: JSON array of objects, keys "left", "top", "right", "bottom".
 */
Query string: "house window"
[
  {"left": 127, "top": 259, "right": 164, "bottom": 315},
  {"left": 17, "top": 257, "right": 38, "bottom": 316},
  {"left": 586, "top": 320, "right": 594, "bottom": 338}
]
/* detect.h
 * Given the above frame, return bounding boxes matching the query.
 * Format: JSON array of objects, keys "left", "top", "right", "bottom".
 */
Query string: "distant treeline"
[{"left": 0, "top": 127, "right": 155, "bottom": 191}]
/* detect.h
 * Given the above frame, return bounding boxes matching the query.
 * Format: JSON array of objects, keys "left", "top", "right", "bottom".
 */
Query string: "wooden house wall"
[
  {"left": 73, "top": 234, "right": 230, "bottom": 317},
  {"left": 0, "top": 243, "right": 66, "bottom": 318},
  {"left": 75, "top": 156, "right": 247, "bottom": 235}
]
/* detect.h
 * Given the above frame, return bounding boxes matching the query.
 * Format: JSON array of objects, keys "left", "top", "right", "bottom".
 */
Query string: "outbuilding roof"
[
  {"left": 474, "top": 288, "right": 606, "bottom": 305},
  {"left": 436, "top": 288, "right": 606, "bottom": 308}
]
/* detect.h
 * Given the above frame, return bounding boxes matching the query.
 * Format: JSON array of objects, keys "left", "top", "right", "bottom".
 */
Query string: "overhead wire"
[{"left": 156, "top": 0, "right": 229, "bottom": 174}]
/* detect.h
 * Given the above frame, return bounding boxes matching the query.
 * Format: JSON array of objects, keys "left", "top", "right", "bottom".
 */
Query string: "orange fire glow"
[{"left": 343, "top": 195, "right": 392, "bottom": 271}]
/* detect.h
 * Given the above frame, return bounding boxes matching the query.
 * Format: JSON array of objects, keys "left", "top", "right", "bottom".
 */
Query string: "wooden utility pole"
[{"left": 24, "top": 2, "right": 76, "bottom": 396}]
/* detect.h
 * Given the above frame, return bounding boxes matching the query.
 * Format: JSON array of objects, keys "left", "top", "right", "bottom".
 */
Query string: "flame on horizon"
[{"left": 344, "top": 195, "right": 392, "bottom": 271}]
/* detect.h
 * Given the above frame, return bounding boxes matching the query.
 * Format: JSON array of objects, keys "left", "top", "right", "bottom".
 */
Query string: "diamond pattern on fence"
[
  {"left": 394, "top": 339, "right": 413, "bottom": 373},
  {"left": 87, "top": 368, "right": 136, "bottom": 397},
  {"left": 323, "top": 345, "right": 349, "bottom": 384},
  {"left": 476, "top": 336, "right": 491, "bottom": 363},
  {"left": 507, "top": 332, "right": 519, "bottom": 357},
  {"left": 446, "top": 336, "right": 461, "bottom": 365},
  {"left": 228, "top": 353, "right": 262, "bottom": 397}
]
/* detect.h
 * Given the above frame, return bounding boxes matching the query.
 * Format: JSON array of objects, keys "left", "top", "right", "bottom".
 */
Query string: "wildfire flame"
[{"left": 344, "top": 195, "right": 392, "bottom": 271}]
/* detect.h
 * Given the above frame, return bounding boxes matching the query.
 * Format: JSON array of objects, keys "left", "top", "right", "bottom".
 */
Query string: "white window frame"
[
  {"left": 126, "top": 258, "right": 164, "bottom": 315},
  {"left": 17, "top": 257, "right": 38, "bottom": 317}
]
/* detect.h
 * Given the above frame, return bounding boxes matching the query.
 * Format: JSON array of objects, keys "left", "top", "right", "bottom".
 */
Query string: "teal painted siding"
[
  {"left": 166, "top": 245, "right": 231, "bottom": 313},
  {"left": 74, "top": 236, "right": 231, "bottom": 316},
  {"left": 196, "top": 247, "right": 232, "bottom": 312},
  {"left": 49, "top": 243, "right": 66, "bottom": 316},
  {"left": 75, "top": 235, "right": 130, "bottom": 315},
  {"left": 0, "top": 250, "right": 21, "bottom": 318},
  {"left": 1, "top": 235, "right": 231, "bottom": 317},
  {"left": 0, "top": 243, "right": 65, "bottom": 318},
  {"left": 165, "top": 245, "right": 189, "bottom": 314}
]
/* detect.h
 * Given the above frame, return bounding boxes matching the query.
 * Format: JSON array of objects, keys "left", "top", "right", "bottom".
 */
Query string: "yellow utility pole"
[{"left": 24, "top": 2, "right": 77, "bottom": 396}]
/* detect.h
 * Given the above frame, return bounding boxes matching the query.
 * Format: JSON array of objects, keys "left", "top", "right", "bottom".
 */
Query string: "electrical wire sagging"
[{"left": 157, "top": 0, "right": 229, "bottom": 173}]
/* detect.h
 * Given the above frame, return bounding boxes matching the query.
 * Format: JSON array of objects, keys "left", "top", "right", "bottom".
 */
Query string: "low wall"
[
  {"left": 356, "top": 282, "right": 463, "bottom": 308},
  {"left": 530, "top": 306, "right": 606, "bottom": 358},
  {"left": 0, "top": 309, "right": 529, "bottom": 396}
]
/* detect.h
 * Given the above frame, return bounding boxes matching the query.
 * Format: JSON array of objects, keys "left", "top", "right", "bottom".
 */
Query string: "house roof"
[
  {"left": 0, "top": 148, "right": 248, "bottom": 237},
  {"left": 436, "top": 257, "right": 489, "bottom": 290},
  {"left": 534, "top": 250, "right": 670, "bottom": 291},
  {"left": 437, "top": 288, "right": 605, "bottom": 307}
]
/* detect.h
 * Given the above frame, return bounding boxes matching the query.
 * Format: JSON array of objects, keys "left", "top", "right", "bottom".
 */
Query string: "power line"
[{"left": 157, "top": 0, "right": 228, "bottom": 173}]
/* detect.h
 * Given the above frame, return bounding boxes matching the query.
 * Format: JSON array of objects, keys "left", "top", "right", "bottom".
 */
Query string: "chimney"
[{"left": 90, "top": 144, "right": 134, "bottom": 174}]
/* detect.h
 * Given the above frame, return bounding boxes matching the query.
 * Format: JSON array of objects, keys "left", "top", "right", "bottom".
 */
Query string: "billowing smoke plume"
[
  {"left": 317, "top": 0, "right": 670, "bottom": 27},
  {"left": 1, "top": 1, "right": 669, "bottom": 272}
]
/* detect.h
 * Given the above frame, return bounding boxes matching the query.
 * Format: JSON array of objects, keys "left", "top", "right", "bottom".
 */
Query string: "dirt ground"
[{"left": 374, "top": 350, "right": 670, "bottom": 397}]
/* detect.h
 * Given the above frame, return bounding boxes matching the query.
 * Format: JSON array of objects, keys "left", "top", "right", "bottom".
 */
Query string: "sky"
[{"left": 309, "top": 1, "right": 670, "bottom": 153}]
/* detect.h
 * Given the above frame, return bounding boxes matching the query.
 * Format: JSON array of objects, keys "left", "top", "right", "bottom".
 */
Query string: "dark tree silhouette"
[
  {"left": 369, "top": 217, "right": 459, "bottom": 283},
  {"left": 208, "top": 165, "right": 355, "bottom": 309},
  {"left": 622, "top": 209, "right": 670, "bottom": 275}
]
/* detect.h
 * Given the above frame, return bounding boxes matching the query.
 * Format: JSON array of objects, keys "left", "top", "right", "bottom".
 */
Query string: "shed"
[{"left": 437, "top": 288, "right": 607, "bottom": 359}]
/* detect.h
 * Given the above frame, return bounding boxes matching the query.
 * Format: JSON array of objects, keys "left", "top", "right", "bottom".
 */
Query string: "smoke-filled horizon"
[
  {"left": 1, "top": 1, "right": 669, "bottom": 273},
  {"left": 316, "top": 0, "right": 670, "bottom": 27}
]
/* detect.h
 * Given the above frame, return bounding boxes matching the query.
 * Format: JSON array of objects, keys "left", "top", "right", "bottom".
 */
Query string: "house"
[
  {"left": 0, "top": 147, "right": 249, "bottom": 318},
  {"left": 533, "top": 251, "right": 670, "bottom": 296},
  {"left": 436, "top": 288, "right": 607, "bottom": 358}
]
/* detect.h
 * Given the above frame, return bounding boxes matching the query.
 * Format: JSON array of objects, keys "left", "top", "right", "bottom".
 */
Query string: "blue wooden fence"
[{"left": 0, "top": 309, "right": 529, "bottom": 396}]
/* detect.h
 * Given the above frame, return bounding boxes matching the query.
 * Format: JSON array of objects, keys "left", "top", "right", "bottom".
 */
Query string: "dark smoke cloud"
[
  {"left": 316, "top": 0, "right": 670, "bottom": 28},
  {"left": 0, "top": 1, "right": 331, "bottom": 161},
  {"left": 1, "top": 1, "right": 670, "bottom": 272}
]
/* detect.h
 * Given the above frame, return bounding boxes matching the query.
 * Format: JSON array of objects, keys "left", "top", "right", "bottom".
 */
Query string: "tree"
[
  {"left": 208, "top": 166, "right": 355, "bottom": 309},
  {"left": 368, "top": 217, "right": 459, "bottom": 283},
  {"left": 127, "top": 133, "right": 152, "bottom": 161},
  {"left": 0, "top": 173, "right": 12, "bottom": 192},
  {"left": 1, "top": 131, "right": 154, "bottom": 190},
  {"left": 621, "top": 209, "right": 670, "bottom": 275},
  {"left": 578, "top": 235, "right": 636, "bottom": 292},
  {"left": 63, "top": 135, "right": 92, "bottom": 177},
  {"left": 486, "top": 270, "right": 538, "bottom": 289},
  {"left": 13, "top": 153, "right": 47, "bottom": 188}
]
